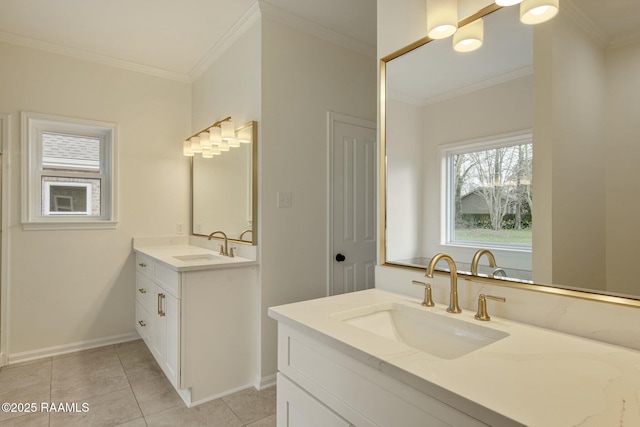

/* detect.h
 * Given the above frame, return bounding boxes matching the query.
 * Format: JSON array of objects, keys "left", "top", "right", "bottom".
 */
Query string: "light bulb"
[
  {"left": 209, "top": 127, "right": 221, "bottom": 145},
  {"left": 199, "top": 131, "right": 211, "bottom": 150},
  {"left": 183, "top": 140, "right": 194, "bottom": 156},
  {"left": 190, "top": 136, "right": 202, "bottom": 153}
]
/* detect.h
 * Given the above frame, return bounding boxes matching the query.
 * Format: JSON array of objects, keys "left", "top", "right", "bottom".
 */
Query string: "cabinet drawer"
[
  {"left": 278, "top": 373, "right": 353, "bottom": 427},
  {"left": 153, "top": 261, "right": 180, "bottom": 298},
  {"left": 135, "top": 272, "right": 156, "bottom": 312},
  {"left": 135, "top": 301, "right": 153, "bottom": 347},
  {"left": 278, "top": 325, "right": 489, "bottom": 427},
  {"left": 136, "top": 254, "right": 153, "bottom": 277}
]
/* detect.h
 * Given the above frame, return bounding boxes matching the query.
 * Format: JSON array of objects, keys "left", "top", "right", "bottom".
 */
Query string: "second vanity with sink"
[
  {"left": 133, "top": 236, "right": 258, "bottom": 407},
  {"left": 269, "top": 289, "right": 640, "bottom": 426}
]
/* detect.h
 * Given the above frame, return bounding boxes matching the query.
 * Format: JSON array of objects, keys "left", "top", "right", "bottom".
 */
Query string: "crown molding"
[
  {"left": 0, "top": 31, "right": 191, "bottom": 83},
  {"left": 562, "top": 0, "right": 608, "bottom": 48},
  {"left": 417, "top": 66, "right": 533, "bottom": 107},
  {"left": 258, "top": 0, "right": 376, "bottom": 58},
  {"left": 188, "top": 1, "right": 262, "bottom": 81}
]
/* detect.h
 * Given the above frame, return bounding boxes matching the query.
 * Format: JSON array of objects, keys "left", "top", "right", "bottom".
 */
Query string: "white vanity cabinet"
[
  {"left": 135, "top": 253, "right": 180, "bottom": 388},
  {"left": 134, "top": 250, "right": 258, "bottom": 407},
  {"left": 275, "top": 323, "right": 493, "bottom": 427}
]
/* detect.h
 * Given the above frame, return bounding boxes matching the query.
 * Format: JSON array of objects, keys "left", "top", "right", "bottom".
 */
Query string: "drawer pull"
[
  {"left": 138, "top": 263, "right": 147, "bottom": 268},
  {"left": 138, "top": 288, "right": 146, "bottom": 294},
  {"left": 138, "top": 320, "right": 146, "bottom": 327},
  {"left": 158, "top": 293, "right": 166, "bottom": 317}
]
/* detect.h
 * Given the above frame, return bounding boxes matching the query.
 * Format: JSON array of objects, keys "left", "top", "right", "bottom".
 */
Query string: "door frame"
[
  {"left": 0, "top": 114, "right": 10, "bottom": 367},
  {"left": 326, "top": 111, "right": 377, "bottom": 296}
]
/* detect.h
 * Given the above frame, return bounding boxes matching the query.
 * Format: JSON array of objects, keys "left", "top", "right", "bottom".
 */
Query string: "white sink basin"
[
  {"left": 333, "top": 302, "right": 509, "bottom": 359},
  {"left": 173, "top": 253, "right": 221, "bottom": 262}
]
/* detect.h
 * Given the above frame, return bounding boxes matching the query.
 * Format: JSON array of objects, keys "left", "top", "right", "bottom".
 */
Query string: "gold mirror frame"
[
  {"left": 379, "top": 5, "right": 640, "bottom": 309},
  {"left": 191, "top": 121, "right": 258, "bottom": 246}
]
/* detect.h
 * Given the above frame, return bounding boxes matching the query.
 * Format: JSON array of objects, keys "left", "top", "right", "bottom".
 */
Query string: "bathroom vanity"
[
  {"left": 269, "top": 289, "right": 640, "bottom": 426},
  {"left": 134, "top": 237, "right": 258, "bottom": 407}
]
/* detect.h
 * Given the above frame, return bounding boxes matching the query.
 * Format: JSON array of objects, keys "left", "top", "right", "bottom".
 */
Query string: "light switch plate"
[{"left": 277, "top": 191, "right": 292, "bottom": 208}]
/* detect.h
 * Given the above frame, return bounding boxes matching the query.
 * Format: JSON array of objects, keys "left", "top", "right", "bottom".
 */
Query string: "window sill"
[{"left": 22, "top": 220, "right": 118, "bottom": 231}]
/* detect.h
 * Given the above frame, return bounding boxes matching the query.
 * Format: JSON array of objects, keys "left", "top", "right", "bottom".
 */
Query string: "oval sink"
[
  {"left": 173, "top": 253, "right": 221, "bottom": 262},
  {"left": 332, "top": 302, "right": 509, "bottom": 359}
]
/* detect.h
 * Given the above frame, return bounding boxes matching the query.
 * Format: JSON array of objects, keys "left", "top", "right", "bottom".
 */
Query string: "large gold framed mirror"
[
  {"left": 380, "top": 1, "right": 640, "bottom": 307},
  {"left": 191, "top": 121, "right": 257, "bottom": 245}
]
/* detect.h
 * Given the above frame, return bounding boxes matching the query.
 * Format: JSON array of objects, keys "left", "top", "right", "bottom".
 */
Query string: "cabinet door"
[
  {"left": 277, "top": 374, "right": 353, "bottom": 427},
  {"left": 162, "top": 291, "right": 180, "bottom": 388},
  {"left": 154, "top": 288, "right": 180, "bottom": 388}
]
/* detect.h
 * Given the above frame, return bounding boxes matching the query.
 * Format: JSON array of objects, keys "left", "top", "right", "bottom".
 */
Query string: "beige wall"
[
  {"left": 0, "top": 42, "right": 191, "bottom": 357},
  {"left": 548, "top": 11, "right": 607, "bottom": 290},
  {"left": 260, "top": 16, "right": 376, "bottom": 378}
]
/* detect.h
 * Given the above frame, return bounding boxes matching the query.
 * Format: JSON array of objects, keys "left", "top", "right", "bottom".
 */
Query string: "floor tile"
[
  {"left": 246, "top": 414, "right": 277, "bottom": 427},
  {"left": 132, "top": 375, "right": 183, "bottom": 416},
  {"left": 0, "top": 380, "right": 51, "bottom": 422},
  {"left": 116, "top": 340, "right": 155, "bottom": 371},
  {"left": 222, "top": 386, "right": 277, "bottom": 425},
  {"left": 145, "top": 398, "right": 243, "bottom": 427},
  {"left": 49, "top": 387, "right": 142, "bottom": 427},
  {"left": 0, "top": 412, "right": 49, "bottom": 427},
  {"left": 52, "top": 346, "right": 122, "bottom": 380},
  {"left": 51, "top": 365, "right": 130, "bottom": 402},
  {"left": 124, "top": 360, "right": 165, "bottom": 388},
  {"left": 0, "top": 359, "right": 52, "bottom": 390}
]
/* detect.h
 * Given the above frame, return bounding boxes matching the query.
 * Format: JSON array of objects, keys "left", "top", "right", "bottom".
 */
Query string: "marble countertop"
[
  {"left": 134, "top": 244, "right": 256, "bottom": 272},
  {"left": 268, "top": 289, "right": 640, "bottom": 427}
]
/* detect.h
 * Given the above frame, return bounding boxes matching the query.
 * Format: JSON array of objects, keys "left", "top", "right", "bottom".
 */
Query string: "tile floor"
[{"left": 0, "top": 340, "right": 276, "bottom": 427}]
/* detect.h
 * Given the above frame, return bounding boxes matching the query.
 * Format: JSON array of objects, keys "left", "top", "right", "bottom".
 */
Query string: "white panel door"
[{"left": 331, "top": 115, "right": 377, "bottom": 295}]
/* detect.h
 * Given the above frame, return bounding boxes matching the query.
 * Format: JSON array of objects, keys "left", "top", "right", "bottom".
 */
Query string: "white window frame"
[
  {"left": 440, "top": 130, "right": 532, "bottom": 252},
  {"left": 21, "top": 112, "right": 118, "bottom": 230},
  {"left": 43, "top": 182, "right": 92, "bottom": 215}
]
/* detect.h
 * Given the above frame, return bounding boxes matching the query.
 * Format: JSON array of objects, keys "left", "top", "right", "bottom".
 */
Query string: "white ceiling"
[{"left": 0, "top": 0, "right": 376, "bottom": 82}]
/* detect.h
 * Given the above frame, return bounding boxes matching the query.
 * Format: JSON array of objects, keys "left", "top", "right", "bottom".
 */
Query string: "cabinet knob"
[
  {"left": 138, "top": 288, "right": 146, "bottom": 294},
  {"left": 138, "top": 320, "right": 146, "bottom": 327},
  {"left": 138, "top": 263, "right": 147, "bottom": 268},
  {"left": 335, "top": 253, "right": 346, "bottom": 262}
]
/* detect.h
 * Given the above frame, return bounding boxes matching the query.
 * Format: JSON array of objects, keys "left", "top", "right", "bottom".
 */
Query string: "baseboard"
[
  {"left": 255, "top": 373, "right": 277, "bottom": 390},
  {"left": 185, "top": 382, "right": 256, "bottom": 408},
  {"left": 7, "top": 332, "right": 140, "bottom": 365},
  {"left": 0, "top": 351, "right": 6, "bottom": 368}
]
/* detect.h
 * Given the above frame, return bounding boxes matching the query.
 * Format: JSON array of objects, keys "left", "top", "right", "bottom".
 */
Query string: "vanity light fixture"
[
  {"left": 426, "top": 0, "right": 458, "bottom": 39},
  {"left": 453, "top": 18, "right": 483, "bottom": 52},
  {"left": 182, "top": 116, "right": 252, "bottom": 158},
  {"left": 520, "top": 0, "right": 559, "bottom": 25},
  {"left": 427, "top": 0, "right": 560, "bottom": 54}
]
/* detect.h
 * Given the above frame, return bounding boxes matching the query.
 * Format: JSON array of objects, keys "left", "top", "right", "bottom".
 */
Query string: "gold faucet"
[
  {"left": 471, "top": 249, "right": 497, "bottom": 275},
  {"left": 208, "top": 230, "right": 229, "bottom": 256},
  {"left": 426, "top": 253, "right": 461, "bottom": 313},
  {"left": 239, "top": 229, "right": 253, "bottom": 241}
]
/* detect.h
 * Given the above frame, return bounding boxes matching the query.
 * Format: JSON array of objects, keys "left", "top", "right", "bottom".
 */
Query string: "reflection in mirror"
[
  {"left": 382, "top": 0, "right": 640, "bottom": 304},
  {"left": 192, "top": 121, "right": 257, "bottom": 245}
]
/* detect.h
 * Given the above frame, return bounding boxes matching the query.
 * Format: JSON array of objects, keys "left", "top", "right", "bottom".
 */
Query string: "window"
[
  {"left": 442, "top": 132, "right": 532, "bottom": 250},
  {"left": 22, "top": 112, "right": 117, "bottom": 229}
]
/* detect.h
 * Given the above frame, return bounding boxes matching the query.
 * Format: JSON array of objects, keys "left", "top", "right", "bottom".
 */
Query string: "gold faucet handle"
[
  {"left": 475, "top": 294, "right": 506, "bottom": 321},
  {"left": 218, "top": 244, "right": 225, "bottom": 255},
  {"left": 411, "top": 280, "right": 435, "bottom": 307}
]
